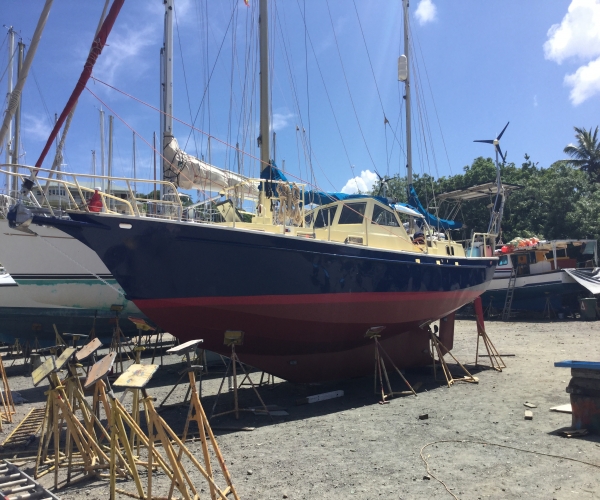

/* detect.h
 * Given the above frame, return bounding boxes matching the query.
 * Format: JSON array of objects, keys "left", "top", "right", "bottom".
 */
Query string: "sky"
[{"left": 1, "top": 0, "right": 600, "bottom": 200}]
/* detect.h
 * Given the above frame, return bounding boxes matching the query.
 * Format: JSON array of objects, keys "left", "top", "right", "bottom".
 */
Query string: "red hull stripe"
[{"left": 137, "top": 290, "right": 483, "bottom": 308}]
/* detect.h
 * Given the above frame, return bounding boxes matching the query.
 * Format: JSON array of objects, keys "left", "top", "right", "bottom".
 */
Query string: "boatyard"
[
  {"left": 0, "top": 318, "right": 595, "bottom": 499},
  {"left": 2, "top": 0, "right": 600, "bottom": 498}
]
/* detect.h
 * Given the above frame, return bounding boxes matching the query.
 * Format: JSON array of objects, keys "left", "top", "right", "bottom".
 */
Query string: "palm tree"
[{"left": 564, "top": 126, "right": 600, "bottom": 182}]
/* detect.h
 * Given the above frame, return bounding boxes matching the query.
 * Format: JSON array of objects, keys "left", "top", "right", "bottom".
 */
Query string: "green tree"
[{"left": 564, "top": 126, "right": 600, "bottom": 182}]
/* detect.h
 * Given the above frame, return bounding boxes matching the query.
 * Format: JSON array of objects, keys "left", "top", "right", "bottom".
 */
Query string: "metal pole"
[
  {"left": 92, "top": 150, "right": 96, "bottom": 176},
  {"left": 12, "top": 40, "right": 24, "bottom": 196},
  {"left": 161, "top": 0, "right": 174, "bottom": 201},
  {"left": 403, "top": 0, "right": 412, "bottom": 187},
  {"left": 132, "top": 131, "right": 136, "bottom": 194},
  {"left": 108, "top": 115, "right": 113, "bottom": 197},
  {"left": 99, "top": 108, "right": 106, "bottom": 192},
  {"left": 259, "top": 0, "right": 270, "bottom": 172},
  {"left": 5, "top": 27, "right": 15, "bottom": 193},
  {"left": 153, "top": 131, "right": 157, "bottom": 200}
]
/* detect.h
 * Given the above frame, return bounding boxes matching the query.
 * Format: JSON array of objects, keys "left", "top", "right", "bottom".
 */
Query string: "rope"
[{"left": 420, "top": 439, "right": 600, "bottom": 500}]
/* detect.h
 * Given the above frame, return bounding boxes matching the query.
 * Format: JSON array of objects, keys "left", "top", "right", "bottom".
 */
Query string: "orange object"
[{"left": 88, "top": 189, "right": 102, "bottom": 212}]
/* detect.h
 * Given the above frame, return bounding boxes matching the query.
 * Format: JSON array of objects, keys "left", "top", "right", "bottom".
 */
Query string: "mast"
[
  {"left": 161, "top": 0, "right": 174, "bottom": 198},
  {"left": 132, "top": 131, "right": 137, "bottom": 194},
  {"left": 4, "top": 27, "right": 15, "bottom": 189},
  {"left": 12, "top": 41, "right": 24, "bottom": 195},
  {"left": 99, "top": 108, "right": 106, "bottom": 192},
  {"left": 259, "top": 0, "right": 270, "bottom": 172},
  {"left": 108, "top": 114, "right": 113, "bottom": 197},
  {"left": 402, "top": 0, "right": 412, "bottom": 187}
]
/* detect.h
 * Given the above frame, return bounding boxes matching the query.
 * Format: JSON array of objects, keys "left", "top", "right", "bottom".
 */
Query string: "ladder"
[
  {"left": 0, "top": 460, "right": 59, "bottom": 500},
  {"left": 502, "top": 265, "right": 518, "bottom": 321}
]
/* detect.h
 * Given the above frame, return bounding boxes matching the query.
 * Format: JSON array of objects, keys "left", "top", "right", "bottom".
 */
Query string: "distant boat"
[
  {"left": 9, "top": 0, "right": 498, "bottom": 382},
  {"left": 483, "top": 239, "right": 599, "bottom": 314}
]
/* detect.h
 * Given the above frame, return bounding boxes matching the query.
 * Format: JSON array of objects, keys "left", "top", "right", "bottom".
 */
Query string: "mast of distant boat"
[{"left": 161, "top": 0, "right": 174, "bottom": 200}]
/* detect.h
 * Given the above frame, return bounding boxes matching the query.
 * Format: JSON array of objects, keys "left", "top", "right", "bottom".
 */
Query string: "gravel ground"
[{"left": 1, "top": 318, "right": 599, "bottom": 499}]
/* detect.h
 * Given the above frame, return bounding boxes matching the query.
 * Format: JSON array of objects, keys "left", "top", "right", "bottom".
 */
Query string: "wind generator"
[{"left": 474, "top": 122, "right": 509, "bottom": 239}]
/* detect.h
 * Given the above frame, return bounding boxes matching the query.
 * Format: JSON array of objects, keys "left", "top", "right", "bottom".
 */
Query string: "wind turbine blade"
[
  {"left": 474, "top": 139, "right": 494, "bottom": 144},
  {"left": 497, "top": 121, "right": 510, "bottom": 141},
  {"left": 496, "top": 145, "right": 506, "bottom": 162}
]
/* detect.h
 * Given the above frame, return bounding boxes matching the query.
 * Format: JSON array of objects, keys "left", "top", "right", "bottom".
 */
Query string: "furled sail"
[{"left": 163, "top": 137, "right": 257, "bottom": 197}]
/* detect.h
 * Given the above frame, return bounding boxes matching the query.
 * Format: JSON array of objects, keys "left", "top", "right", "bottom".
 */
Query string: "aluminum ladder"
[
  {"left": 0, "top": 460, "right": 59, "bottom": 500},
  {"left": 501, "top": 265, "right": 518, "bottom": 321}
]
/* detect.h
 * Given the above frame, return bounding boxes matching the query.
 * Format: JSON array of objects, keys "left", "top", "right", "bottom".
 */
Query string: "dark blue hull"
[{"left": 37, "top": 212, "right": 496, "bottom": 381}]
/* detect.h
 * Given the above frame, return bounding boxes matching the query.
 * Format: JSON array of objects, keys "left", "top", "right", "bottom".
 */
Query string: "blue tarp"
[
  {"left": 408, "top": 184, "right": 462, "bottom": 231},
  {"left": 303, "top": 191, "right": 388, "bottom": 206}
]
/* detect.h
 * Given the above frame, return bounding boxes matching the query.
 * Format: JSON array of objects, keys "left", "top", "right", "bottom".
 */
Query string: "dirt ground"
[{"left": 1, "top": 318, "right": 599, "bottom": 500}]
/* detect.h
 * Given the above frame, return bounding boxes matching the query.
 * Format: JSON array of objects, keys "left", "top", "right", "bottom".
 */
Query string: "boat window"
[
  {"left": 371, "top": 204, "right": 399, "bottom": 227},
  {"left": 498, "top": 255, "right": 508, "bottom": 266},
  {"left": 313, "top": 206, "right": 338, "bottom": 228},
  {"left": 338, "top": 203, "right": 366, "bottom": 225}
]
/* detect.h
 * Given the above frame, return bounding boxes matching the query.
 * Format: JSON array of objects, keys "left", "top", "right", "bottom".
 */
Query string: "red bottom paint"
[{"left": 135, "top": 290, "right": 483, "bottom": 382}]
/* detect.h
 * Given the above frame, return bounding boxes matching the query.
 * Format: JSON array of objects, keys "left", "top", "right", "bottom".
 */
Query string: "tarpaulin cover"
[{"left": 408, "top": 184, "right": 462, "bottom": 230}]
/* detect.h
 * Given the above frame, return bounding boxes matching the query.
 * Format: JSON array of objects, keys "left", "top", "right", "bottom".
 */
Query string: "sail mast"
[
  {"left": 160, "top": 0, "right": 174, "bottom": 198},
  {"left": 259, "top": 0, "right": 270, "bottom": 172},
  {"left": 402, "top": 0, "right": 412, "bottom": 187}
]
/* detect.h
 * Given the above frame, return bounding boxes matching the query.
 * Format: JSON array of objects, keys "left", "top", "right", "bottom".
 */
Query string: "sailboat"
[{"left": 9, "top": 0, "right": 497, "bottom": 382}]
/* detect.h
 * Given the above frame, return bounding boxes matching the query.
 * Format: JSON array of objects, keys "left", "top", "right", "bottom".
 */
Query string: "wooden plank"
[
  {"left": 84, "top": 353, "right": 116, "bottom": 389},
  {"left": 113, "top": 364, "right": 159, "bottom": 389},
  {"left": 550, "top": 404, "right": 572, "bottom": 413},
  {"left": 54, "top": 347, "right": 76, "bottom": 371},
  {"left": 75, "top": 338, "right": 103, "bottom": 362},
  {"left": 523, "top": 402, "right": 537, "bottom": 408},
  {"left": 296, "top": 390, "right": 344, "bottom": 405},
  {"left": 167, "top": 339, "right": 203, "bottom": 356},
  {"left": 31, "top": 358, "right": 56, "bottom": 387}
]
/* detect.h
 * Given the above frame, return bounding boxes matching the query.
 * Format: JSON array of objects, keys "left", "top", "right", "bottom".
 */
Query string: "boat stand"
[
  {"left": 366, "top": 327, "right": 417, "bottom": 403},
  {"left": 110, "top": 309, "right": 131, "bottom": 374},
  {"left": 210, "top": 331, "right": 271, "bottom": 420},
  {"left": 473, "top": 297, "right": 506, "bottom": 371},
  {"left": 0, "top": 356, "right": 15, "bottom": 428},
  {"left": 159, "top": 340, "right": 204, "bottom": 408},
  {"left": 90, "top": 359, "right": 239, "bottom": 500},
  {"left": 542, "top": 294, "right": 556, "bottom": 319},
  {"left": 427, "top": 325, "right": 479, "bottom": 388},
  {"left": 33, "top": 349, "right": 112, "bottom": 490}
]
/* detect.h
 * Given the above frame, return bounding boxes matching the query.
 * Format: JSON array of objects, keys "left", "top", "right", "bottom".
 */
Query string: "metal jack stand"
[
  {"left": 210, "top": 331, "right": 271, "bottom": 420},
  {"left": 427, "top": 325, "right": 479, "bottom": 388},
  {"left": 366, "top": 326, "right": 417, "bottom": 404},
  {"left": 473, "top": 297, "right": 506, "bottom": 372}
]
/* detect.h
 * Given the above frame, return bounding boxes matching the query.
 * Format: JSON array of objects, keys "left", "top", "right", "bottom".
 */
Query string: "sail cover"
[
  {"left": 564, "top": 268, "right": 600, "bottom": 295},
  {"left": 163, "top": 137, "right": 257, "bottom": 197},
  {"left": 408, "top": 184, "right": 462, "bottom": 231}
]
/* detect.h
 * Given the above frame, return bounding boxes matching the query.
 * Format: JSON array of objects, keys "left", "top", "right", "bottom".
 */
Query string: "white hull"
[{"left": 0, "top": 219, "right": 141, "bottom": 315}]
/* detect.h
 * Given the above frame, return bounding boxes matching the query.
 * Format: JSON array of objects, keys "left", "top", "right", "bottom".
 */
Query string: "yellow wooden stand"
[
  {"left": 100, "top": 360, "right": 239, "bottom": 500},
  {"left": 33, "top": 351, "right": 114, "bottom": 490},
  {"left": 473, "top": 296, "right": 506, "bottom": 372},
  {"left": 0, "top": 356, "right": 15, "bottom": 428}
]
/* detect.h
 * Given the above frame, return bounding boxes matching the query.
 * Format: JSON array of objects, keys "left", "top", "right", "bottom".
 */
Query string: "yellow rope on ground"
[{"left": 420, "top": 439, "right": 600, "bottom": 500}]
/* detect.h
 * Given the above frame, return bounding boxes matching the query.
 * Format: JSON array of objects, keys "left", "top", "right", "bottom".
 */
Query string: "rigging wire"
[
  {"left": 174, "top": 2, "right": 200, "bottom": 160},
  {"left": 183, "top": 3, "right": 236, "bottom": 152},
  {"left": 323, "top": 0, "right": 379, "bottom": 172}
]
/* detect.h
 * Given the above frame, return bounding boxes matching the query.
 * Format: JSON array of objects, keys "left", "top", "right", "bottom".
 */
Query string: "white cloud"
[
  {"left": 22, "top": 114, "right": 52, "bottom": 142},
  {"left": 95, "top": 24, "right": 157, "bottom": 84},
  {"left": 341, "top": 169, "right": 378, "bottom": 194},
  {"left": 415, "top": 0, "right": 437, "bottom": 26},
  {"left": 533, "top": 94, "right": 538, "bottom": 107},
  {"left": 564, "top": 56, "right": 600, "bottom": 104},
  {"left": 271, "top": 113, "right": 294, "bottom": 132},
  {"left": 544, "top": 0, "right": 600, "bottom": 105}
]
